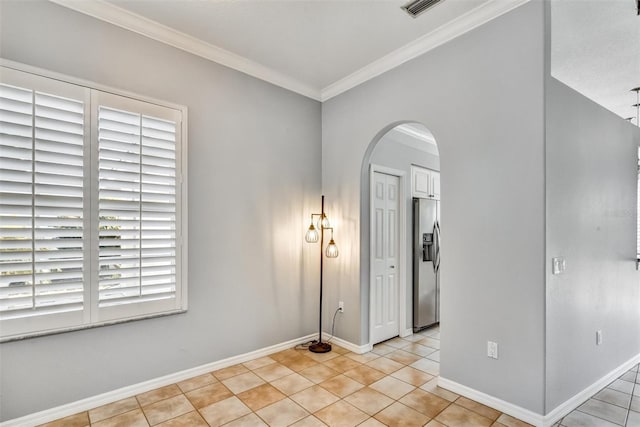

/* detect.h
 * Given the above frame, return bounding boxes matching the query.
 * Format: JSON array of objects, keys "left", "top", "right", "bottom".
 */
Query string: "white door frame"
[{"left": 369, "top": 164, "right": 408, "bottom": 348}]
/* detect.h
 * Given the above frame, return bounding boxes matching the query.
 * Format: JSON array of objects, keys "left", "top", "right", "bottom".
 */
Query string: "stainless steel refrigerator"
[{"left": 413, "top": 197, "right": 440, "bottom": 332}]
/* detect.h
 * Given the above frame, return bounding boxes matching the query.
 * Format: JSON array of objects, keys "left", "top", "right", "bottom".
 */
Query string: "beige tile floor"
[
  {"left": 39, "top": 325, "right": 533, "bottom": 427},
  {"left": 555, "top": 363, "right": 640, "bottom": 427},
  {"left": 40, "top": 326, "right": 637, "bottom": 427}
]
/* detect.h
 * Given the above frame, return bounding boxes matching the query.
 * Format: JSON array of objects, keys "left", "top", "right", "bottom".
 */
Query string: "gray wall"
[
  {"left": 370, "top": 130, "right": 440, "bottom": 331},
  {"left": 0, "top": 1, "right": 321, "bottom": 420},
  {"left": 321, "top": 1, "right": 546, "bottom": 413},
  {"left": 544, "top": 78, "right": 640, "bottom": 412}
]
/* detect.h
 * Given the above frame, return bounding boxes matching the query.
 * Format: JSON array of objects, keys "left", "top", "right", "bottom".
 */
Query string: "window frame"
[{"left": 0, "top": 60, "right": 188, "bottom": 341}]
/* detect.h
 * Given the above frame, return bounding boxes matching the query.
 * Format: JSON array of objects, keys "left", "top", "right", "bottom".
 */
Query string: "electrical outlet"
[
  {"left": 596, "top": 330, "right": 603, "bottom": 346},
  {"left": 487, "top": 341, "right": 499, "bottom": 359},
  {"left": 338, "top": 301, "right": 344, "bottom": 312}
]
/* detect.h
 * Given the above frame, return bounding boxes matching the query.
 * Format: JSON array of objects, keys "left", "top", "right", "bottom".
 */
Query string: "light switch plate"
[
  {"left": 552, "top": 257, "right": 566, "bottom": 275},
  {"left": 487, "top": 341, "right": 498, "bottom": 359}
]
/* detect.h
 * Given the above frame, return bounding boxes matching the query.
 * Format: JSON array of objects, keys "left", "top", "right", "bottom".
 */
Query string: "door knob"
[{"left": 390, "top": 266, "right": 395, "bottom": 268}]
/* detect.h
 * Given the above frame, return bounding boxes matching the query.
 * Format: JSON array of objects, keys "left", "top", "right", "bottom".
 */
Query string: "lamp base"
[{"left": 308, "top": 342, "right": 332, "bottom": 353}]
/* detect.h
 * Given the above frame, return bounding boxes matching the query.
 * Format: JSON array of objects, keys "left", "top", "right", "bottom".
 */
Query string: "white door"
[{"left": 371, "top": 172, "right": 400, "bottom": 345}]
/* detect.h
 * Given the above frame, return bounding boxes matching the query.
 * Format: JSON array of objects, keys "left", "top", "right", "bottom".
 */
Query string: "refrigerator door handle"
[
  {"left": 431, "top": 223, "right": 438, "bottom": 272},
  {"left": 434, "top": 221, "right": 441, "bottom": 273}
]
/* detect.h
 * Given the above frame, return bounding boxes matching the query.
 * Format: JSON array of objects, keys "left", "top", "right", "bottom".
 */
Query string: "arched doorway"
[{"left": 360, "top": 122, "right": 441, "bottom": 348}]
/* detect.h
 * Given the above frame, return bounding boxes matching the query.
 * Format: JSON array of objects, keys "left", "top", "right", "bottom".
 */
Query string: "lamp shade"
[
  {"left": 305, "top": 224, "right": 319, "bottom": 243},
  {"left": 325, "top": 239, "right": 339, "bottom": 258},
  {"left": 317, "top": 214, "right": 330, "bottom": 229}
]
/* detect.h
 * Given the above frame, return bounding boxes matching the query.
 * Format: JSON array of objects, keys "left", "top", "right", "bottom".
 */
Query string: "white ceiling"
[
  {"left": 104, "top": 0, "right": 489, "bottom": 90},
  {"left": 551, "top": 0, "right": 640, "bottom": 122},
  {"left": 51, "top": 0, "right": 638, "bottom": 118},
  {"left": 52, "top": 0, "right": 527, "bottom": 100}
]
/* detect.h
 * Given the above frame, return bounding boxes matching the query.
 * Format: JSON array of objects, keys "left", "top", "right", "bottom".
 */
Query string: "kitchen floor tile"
[
  {"left": 323, "top": 355, "right": 363, "bottom": 373},
  {"left": 343, "top": 365, "right": 386, "bottom": 385},
  {"left": 410, "top": 358, "right": 440, "bottom": 376},
  {"left": 391, "top": 366, "right": 434, "bottom": 386},
  {"left": 212, "top": 364, "right": 249, "bottom": 381},
  {"left": 38, "top": 412, "right": 90, "bottom": 427},
  {"left": 369, "top": 375, "right": 415, "bottom": 400},
  {"left": 155, "top": 411, "right": 208, "bottom": 426},
  {"left": 593, "top": 387, "right": 632, "bottom": 408},
  {"left": 399, "top": 388, "right": 451, "bottom": 418},
  {"left": 343, "top": 387, "right": 394, "bottom": 415},
  {"left": 176, "top": 373, "right": 217, "bottom": 393},
  {"left": 290, "top": 415, "right": 328, "bottom": 426},
  {"left": 223, "top": 412, "right": 268, "bottom": 427},
  {"left": 493, "top": 413, "right": 534, "bottom": 427},
  {"left": 373, "top": 401, "right": 430, "bottom": 427},
  {"left": 255, "top": 398, "right": 309, "bottom": 427},
  {"left": 253, "top": 363, "right": 295, "bottom": 382},
  {"left": 88, "top": 397, "right": 138, "bottom": 424},
  {"left": 91, "top": 409, "right": 148, "bottom": 427},
  {"left": 420, "top": 378, "right": 460, "bottom": 402},
  {"left": 221, "top": 371, "right": 266, "bottom": 394},
  {"left": 455, "top": 396, "right": 501, "bottom": 421},
  {"left": 199, "top": 396, "right": 251, "bottom": 427},
  {"left": 236, "top": 383, "right": 286, "bottom": 411},
  {"left": 386, "top": 349, "right": 422, "bottom": 366},
  {"left": 319, "top": 374, "right": 365, "bottom": 398},
  {"left": 242, "top": 356, "right": 277, "bottom": 371},
  {"left": 271, "top": 372, "right": 315, "bottom": 395},
  {"left": 560, "top": 410, "right": 620, "bottom": 427},
  {"left": 314, "top": 400, "right": 369, "bottom": 427},
  {"left": 136, "top": 385, "right": 182, "bottom": 407},
  {"left": 578, "top": 398, "right": 628, "bottom": 425},
  {"left": 290, "top": 385, "right": 340, "bottom": 413},
  {"left": 184, "top": 382, "right": 233, "bottom": 408},
  {"left": 434, "top": 403, "right": 493, "bottom": 427},
  {"left": 365, "top": 356, "right": 404, "bottom": 374},
  {"left": 299, "top": 364, "right": 340, "bottom": 384},
  {"left": 141, "top": 394, "right": 194, "bottom": 425}
]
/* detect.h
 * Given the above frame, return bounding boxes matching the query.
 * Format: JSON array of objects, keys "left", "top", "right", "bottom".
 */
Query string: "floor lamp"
[{"left": 305, "top": 195, "right": 339, "bottom": 353}]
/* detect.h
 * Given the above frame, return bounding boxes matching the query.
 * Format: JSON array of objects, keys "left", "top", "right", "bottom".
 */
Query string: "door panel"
[{"left": 371, "top": 172, "right": 400, "bottom": 345}]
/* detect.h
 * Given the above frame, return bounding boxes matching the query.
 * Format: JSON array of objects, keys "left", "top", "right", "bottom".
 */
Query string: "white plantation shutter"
[
  {"left": 0, "top": 66, "right": 186, "bottom": 339},
  {"left": 97, "top": 106, "right": 177, "bottom": 309},
  {"left": 0, "top": 69, "right": 89, "bottom": 336},
  {"left": 93, "top": 91, "right": 182, "bottom": 322},
  {"left": 637, "top": 147, "right": 639, "bottom": 259}
]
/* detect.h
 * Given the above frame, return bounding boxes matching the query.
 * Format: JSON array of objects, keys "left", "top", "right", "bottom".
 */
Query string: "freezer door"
[{"left": 413, "top": 198, "right": 438, "bottom": 331}]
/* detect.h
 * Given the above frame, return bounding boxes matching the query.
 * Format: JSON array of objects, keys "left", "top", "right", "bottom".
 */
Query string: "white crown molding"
[
  {"left": 49, "top": 0, "right": 529, "bottom": 103},
  {"left": 320, "top": 0, "right": 531, "bottom": 102},
  {"left": 48, "top": 0, "right": 322, "bottom": 101}
]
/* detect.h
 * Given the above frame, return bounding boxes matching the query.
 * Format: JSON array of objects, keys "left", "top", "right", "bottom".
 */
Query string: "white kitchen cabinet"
[{"left": 411, "top": 166, "right": 440, "bottom": 200}]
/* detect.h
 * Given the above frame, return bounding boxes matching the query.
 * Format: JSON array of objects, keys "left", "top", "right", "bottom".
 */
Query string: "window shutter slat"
[
  {"left": 1, "top": 67, "right": 184, "bottom": 338},
  {"left": 0, "top": 83, "right": 85, "bottom": 318},
  {"left": 98, "top": 105, "right": 177, "bottom": 309}
]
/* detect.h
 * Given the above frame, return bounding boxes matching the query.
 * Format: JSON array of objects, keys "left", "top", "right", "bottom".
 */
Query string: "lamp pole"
[
  {"left": 305, "top": 195, "right": 338, "bottom": 353},
  {"left": 310, "top": 196, "right": 329, "bottom": 353}
]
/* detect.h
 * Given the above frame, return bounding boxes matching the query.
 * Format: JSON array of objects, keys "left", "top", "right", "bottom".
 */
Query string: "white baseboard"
[
  {"left": 439, "top": 352, "right": 640, "bottom": 427},
  {"left": 323, "top": 333, "right": 372, "bottom": 354},
  {"left": 543, "top": 353, "right": 640, "bottom": 426},
  {"left": 1, "top": 333, "right": 316, "bottom": 427},
  {"left": 437, "top": 377, "right": 545, "bottom": 427}
]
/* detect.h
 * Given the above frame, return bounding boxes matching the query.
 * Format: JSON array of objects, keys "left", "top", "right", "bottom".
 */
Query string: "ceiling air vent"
[{"left": 401, "top": 0, "right": 444, "bottom": 18}]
